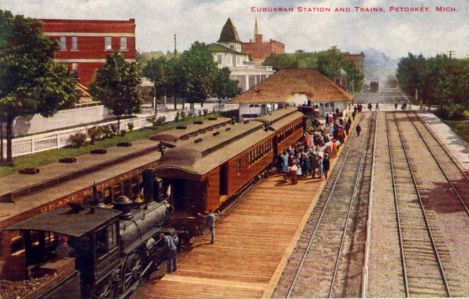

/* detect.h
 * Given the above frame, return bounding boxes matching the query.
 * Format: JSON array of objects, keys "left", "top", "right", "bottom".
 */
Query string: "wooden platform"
[{"left": 134, "top": 173, "right": 330, "bottom": 299}]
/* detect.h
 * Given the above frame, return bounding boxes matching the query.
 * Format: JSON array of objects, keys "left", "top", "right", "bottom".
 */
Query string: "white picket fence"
[{"left": 0, "top": 104, "right": 238, "bottom": 159}]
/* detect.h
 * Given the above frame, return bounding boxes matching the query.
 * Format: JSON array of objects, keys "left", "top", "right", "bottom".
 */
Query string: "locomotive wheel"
[
  {"left": 123, "top": 253, "right": 143, "bottom": 291},
  {"left": 94, "top": 277, "right": 114, "bottom": 299}
]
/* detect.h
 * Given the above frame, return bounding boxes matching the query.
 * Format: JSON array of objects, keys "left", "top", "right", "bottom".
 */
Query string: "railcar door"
[
  {"left": 219, "top": 163, "right": 228, "bottom": 198},
  {"left": 172, "top": 179, "right": 186, "bottom": 211}
]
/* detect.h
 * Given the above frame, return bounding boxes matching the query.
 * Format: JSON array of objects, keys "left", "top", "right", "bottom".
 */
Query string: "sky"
[{"left": 2, "top": 0, "right": 469, "bottom": 59}]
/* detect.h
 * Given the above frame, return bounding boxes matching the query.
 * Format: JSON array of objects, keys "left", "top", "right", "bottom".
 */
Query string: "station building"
[
  {"left": 208, "top": 18, "right": 275, "bottom": 92},
  {"left": 231, "top": 69, "right": 353, "bottom": 119},
  {"left": 40, "top": 18, "right": 137, "bottom": 86}
]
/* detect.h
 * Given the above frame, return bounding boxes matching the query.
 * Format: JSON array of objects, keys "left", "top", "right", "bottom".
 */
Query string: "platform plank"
[{"left": 133, "top": 172, "right": 328, "bottom": 299}]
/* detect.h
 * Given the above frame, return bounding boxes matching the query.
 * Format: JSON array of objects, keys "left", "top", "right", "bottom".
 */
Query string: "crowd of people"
[{"left": 275, "top": 106, "right": 363, "bottom": 185}]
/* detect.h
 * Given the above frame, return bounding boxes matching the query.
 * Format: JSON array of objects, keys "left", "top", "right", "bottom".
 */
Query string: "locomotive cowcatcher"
[{"left": 2, "top": 169, "right": 178, "bottom": 299}]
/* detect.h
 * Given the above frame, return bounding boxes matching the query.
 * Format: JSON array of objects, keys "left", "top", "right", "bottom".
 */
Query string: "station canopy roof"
[
  {"left": 231, "top": 69, "right": 353, "bottom": 104},
  {"left": 3, "top": 206, "right": 121, "bottom": 237}
]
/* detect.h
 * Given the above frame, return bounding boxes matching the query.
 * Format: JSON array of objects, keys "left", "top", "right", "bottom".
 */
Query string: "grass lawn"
[
  {"left": 0, "top": 114, "right": 219, "bottom": 177},
  {"left": 444, "top": 119, "right": 469, "bottom": 143}
]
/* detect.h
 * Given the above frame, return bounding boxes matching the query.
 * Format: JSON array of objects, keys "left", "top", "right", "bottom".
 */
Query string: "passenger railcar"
[{"left": 155, "top": 108, "right": 305, "bottom": 232}]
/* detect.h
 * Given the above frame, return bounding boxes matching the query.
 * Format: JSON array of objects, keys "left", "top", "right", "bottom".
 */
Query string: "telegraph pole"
[{"left": 448, "top": 50, "right": 455, "bottom": 58}]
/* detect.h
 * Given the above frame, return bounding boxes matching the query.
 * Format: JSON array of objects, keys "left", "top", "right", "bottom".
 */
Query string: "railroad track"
[
  {"left": 273, "top": 112, "right": 376, "bottom": 298},
  {"left": 384, "top": 112, "right": 453, "bottom": 297},
  {"left": 406, "top": 112, "right": 469, "bottom": 215}
]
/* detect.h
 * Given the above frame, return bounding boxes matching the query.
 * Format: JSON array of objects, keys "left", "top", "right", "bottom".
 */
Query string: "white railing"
[{"left": 0, "top": 104, "right": 238, "bottom": 159}]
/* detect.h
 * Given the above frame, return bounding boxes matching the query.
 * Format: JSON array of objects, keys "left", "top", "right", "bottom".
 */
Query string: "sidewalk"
[{"left": 417, "top": 112, "right": 469, "bottom": 171}]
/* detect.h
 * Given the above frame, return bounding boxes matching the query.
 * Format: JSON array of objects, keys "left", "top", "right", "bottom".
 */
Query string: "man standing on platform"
[
  {"left": 160, "top": 232, "right": 177, "bottom": 273},
  {"left": 356, "top": 123, "right": 362, "bottom": 136},
  {"left": 199, "top": 210, "right": 218, "bottom": 244}
]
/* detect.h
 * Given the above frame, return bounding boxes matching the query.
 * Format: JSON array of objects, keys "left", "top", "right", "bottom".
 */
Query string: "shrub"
[
  {"left": 120, "top": 129, "right": 127, "bottom": 137},
  {"left": 68, "top": 132, "right": 87, "bottom": 148},
  {"left": 110, "top": 124, "right": 118, "bottom": 134},
  {"left": 101, "top": 125, "right": 114, "bottom": 139},
  {"left": 156, "top": 116, "right": 166, "bottom": 126},
  {"left": 127, "top": 122, "right": 134, "bottom": 131},
  {"left": 203, "top": 109, "right": 208, "bottom": 116},
  {"left": 438, "top": 103, "right": 467, "bottom": 120},
  {"left": 87, "top": 126, "right": 103, "bottom": 144},
  {"left": 149, "top": 116, "right": 166, "bottom": 128},
  {"left": 180, "top": 111, "right": 186, "bottom": 119},
  {"left": 175, "top": 112, "right": 180, "bottom": 122}
]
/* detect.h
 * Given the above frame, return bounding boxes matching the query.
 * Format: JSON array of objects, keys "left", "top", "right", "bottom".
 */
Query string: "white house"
[{"left": 208, "top": 18, "right": 274, "bottom": 92}]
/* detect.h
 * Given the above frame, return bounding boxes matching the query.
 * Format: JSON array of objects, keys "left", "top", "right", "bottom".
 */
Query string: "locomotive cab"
[{"left": 3, "top": 206, "right": 122, "bottom": 299}]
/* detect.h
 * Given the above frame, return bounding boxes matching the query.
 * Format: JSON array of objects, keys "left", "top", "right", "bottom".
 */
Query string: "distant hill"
[{"left": 363, "top": 49, "right": 398, "bottom": 84}]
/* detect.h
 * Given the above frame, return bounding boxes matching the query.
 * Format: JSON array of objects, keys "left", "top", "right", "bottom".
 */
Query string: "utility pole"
[
  {"left": 448, "top": 50, "right": 455, "bottom": 58},
  {"left": 174, "top": 34, "right": 177, "bottom": 56},
  {"left": 0, "top": 118, "right": 3, "bottom": 165}
]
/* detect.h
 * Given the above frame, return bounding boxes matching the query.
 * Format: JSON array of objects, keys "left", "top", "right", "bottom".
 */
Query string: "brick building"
[
  {"left": 40, "top": 18, "right": 137, "bottom": 86},
  {"left": 241, "top": 18, "right": 285, "bottom": 64}
]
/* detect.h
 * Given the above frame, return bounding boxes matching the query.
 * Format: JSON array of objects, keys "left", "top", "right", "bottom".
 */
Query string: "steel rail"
[
  {"left": 284, "top": 113, "right": 372, "bottom": 298},
  {"left": 385, "top": 113, "right": 409, "bottom": 297},
  {"left": 328, "top": 112, "right": 376, "bottom": 298},
  {"left": 360, "top": 111, "right": 379, "bottom": 298},
  {"left": 412, "top": 111, "right": 469, "bottom": 181},
  {"left": 393, "top": 112, "right": 452, "bottom": 297},
  {"left": 406, "top": 112, "right": 469, "bottom": 217}
]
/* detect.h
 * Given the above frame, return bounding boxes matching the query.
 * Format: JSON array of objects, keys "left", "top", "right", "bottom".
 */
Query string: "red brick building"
[
  {"left": 40, "top": 18, "right": 137, "bottom": 86},
  {"left": 241, "top": 18, "right": 285, "bottom": 64}
]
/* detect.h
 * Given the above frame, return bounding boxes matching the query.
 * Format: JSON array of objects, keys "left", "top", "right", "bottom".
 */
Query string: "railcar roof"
[
  {"left": 257, "top": 108, "right": 302, "bottom": 124},
  {"left": 150, "top": 117, "right": 231, "bottom": 145},
  {"left": 0, "top": 150, "right": 160, "bottom": 228},
  {"left": 0, "top": 139, "right": 159, "bottom": 203},
  {"left": 156, "top": 108, "right": 304, "bottom": 178},
  {"left": 3, "top": 207, "right": 121, "bottom": 237}
]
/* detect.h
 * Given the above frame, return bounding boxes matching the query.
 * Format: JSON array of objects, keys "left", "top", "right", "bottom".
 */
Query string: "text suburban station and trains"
[{"left": 0, "top": 107, "right": 309, "bottom": 298}]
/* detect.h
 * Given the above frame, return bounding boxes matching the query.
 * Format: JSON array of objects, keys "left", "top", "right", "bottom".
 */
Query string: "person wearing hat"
[
  {"left": 290, "top": 161, "right": 299, "bottom": 185},
  {"left": 356, "top": 123, "right": 362, "bottom": 136},
  {"left": 198, "top": 210, "right": 219, "bottom": 244},
  {"left": 323, "top": 154, "right": 330, "bottom": 179},
  {"left": 317, "top": 153, "right": 324, "bottom": 179}
]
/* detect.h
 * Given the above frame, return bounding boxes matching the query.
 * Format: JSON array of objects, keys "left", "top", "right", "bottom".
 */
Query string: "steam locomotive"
[{"left": 4, "top": 169, "right": 177, "bottom": 299}]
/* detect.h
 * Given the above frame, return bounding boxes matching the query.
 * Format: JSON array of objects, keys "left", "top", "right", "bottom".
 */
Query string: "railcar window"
[
  {"left": 44, "top": 232, "right": 56, "bottom": 248},
  {"left": 96, "top": 228, "right": 108, "bottom": 258},
  {"left": 30, "top": 231, "right": 40, "bottom": 248},
  {"left": 104, "top": 187, "right": 112, "bottom": 204},
  {"left": 236, "top": 159, "right": 241, "bottom": 175},
  {"left": 10, "top": 233, "right": 24, "bottom": 255},
  {"left": 123, "top": 180, "right": 131, "bottom": 196},
  {"left": 113, "top": 183, "right": 122, "bottom": 198},
  {"left": 108, "top": 224, "right": 117, "bottom": 248}
]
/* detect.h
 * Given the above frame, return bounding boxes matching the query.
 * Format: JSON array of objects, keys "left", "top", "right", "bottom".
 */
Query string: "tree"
[
  {"left": 263, "top": 47, "right": 363, "bottom": 92},
  {"left": 179, "top": 42, "right": 219, "bottom": 108},
  {"left": 0, "top": 10, "right": 78, "bottom": 165},
  {"left": 396, "top": 53, "right": 427, "bottom": 99},
  {"left": 143, "top": 56, "right": 180, "bottom": 110},
  {"left": 90, "top": 53, "right": 143, "bottom": 130},
  {"left": 213, "top": 67, "right": 239, "bottom": 104}
]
